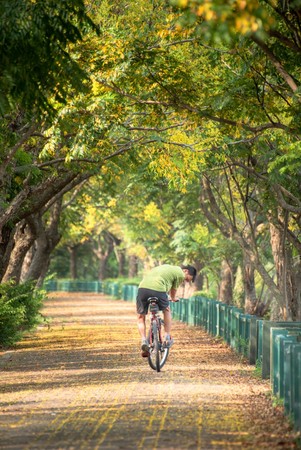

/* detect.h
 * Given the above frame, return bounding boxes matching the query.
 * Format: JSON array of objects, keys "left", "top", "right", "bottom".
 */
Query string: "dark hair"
[{"left": 181, "top": 265, "right": 197, "bottom": 282}]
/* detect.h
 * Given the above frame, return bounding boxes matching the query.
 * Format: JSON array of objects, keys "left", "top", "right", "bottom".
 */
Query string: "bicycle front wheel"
[{"left": 148, "top": 320, "right": 169, "bottom": 372}]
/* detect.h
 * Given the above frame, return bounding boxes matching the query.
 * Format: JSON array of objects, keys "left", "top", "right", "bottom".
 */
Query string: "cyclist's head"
[{"left": 181, "top": 265, "right": 197, "bottom": 282}]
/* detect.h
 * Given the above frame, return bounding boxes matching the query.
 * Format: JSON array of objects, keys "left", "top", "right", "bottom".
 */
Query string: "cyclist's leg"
[
  {"left": 137, "top": 313, "right": 147, "bottom": 340},
  {"left": 136, "top": 288, "right": 149, "bottom": 339},
  {"left": 137, "top": 314, "right": 150, "bottom": 353},
  {"left": 162, "top": 306, "right": 172, "bottom": 335},
  {"left": 155, "top": 293, "right": 171, "bottom": 335},
  {"left": 136, "top": 288, "right": 152, "bottom": 352},
  {"left": 162, "top": 307, "right": 174, "bottom": 347},
  {"left": 155, "top": 294, "right": 174, "bottom": 347}
]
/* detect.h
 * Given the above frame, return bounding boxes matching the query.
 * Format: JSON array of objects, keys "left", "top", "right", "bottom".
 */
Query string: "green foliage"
[
  {"left": 0, "top": 296, "right": 25, "bottom": 347},
  {"left": 0, "top": 281, "right": 45, "bottom": 347},
  {"left": 49, "top": 243, "right": 100, "bottom": 280},
  {"left": 193, "top": 288, "right": 218, "bottom": 299},
  {"left": 237, "top": 336, "right": 249, "bottom": 356},
  {"left": 0, "top": 0, "right": 97, "bottom": 116},
  {"left": 271, "top": 395, "right": 284, "bottom": 409},
  {"left": 103, "top": 276, "right": 140, "bottom": 287},
  {"left": 121, "top": 277, "right": 141, "bottom": 286},
  {"left": 252, "top": 358, "right": 262, "bottom": 379},
  {"left": 48, "top": 248, "right": 71, "bottom": 279}
]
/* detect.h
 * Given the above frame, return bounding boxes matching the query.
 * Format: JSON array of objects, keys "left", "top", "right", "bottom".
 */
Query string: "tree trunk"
[
  {"left": 219, "top": 259, "right": 233, "bottom": 304},
  {"left": 98, "top": 258, "right": 107, "bottom": 281},
  {"left": 2, "top": 220, "right": 36, "bottom": 283},
  {"left": 21, "top": 247, "right": 34, "bottom": 281},
  {"left": 269, "top": 221, "right": 301, "bottom": 320},
  {"left": 0, "top": 225, "right": 15, "bottom": 281},
  {"left": 117, "top": 250, "right": 126, "bottom": 277},
  {"left": 241, "top": 252, "right": 258, "bottom": 314},
  {"left": 113, "top": 242, "right": 126, "bottom": 278},
  {"left": 24, "top": 231, "right": 48, "bottom": 282},
  {"left": 294, "top": 260, "right": 301, "bottom": 321},
  {"left": 23, "top": 200, "right": 62, "bottom": 285},
  {"left": 68, "top": 245, "right": 79, "bottom": 279},
  {"left": 128, "top": 255, "right": 138, "bottom": 278},
  {"left": 92, "top": 231, "right": 115, "bottom": 281},
  {"left": 193, "top": 260, "right": 204, "bottom": 291}
]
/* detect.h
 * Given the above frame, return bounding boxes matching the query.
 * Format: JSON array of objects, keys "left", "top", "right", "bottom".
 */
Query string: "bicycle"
[{"left": 145, "top": 297, "right": 170, "bottom": 372}]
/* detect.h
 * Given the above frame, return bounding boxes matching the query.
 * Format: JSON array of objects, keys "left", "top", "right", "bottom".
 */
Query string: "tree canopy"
[
  {"left": 0, "top": 0, "right": 97, "bottom": 115},
  {"left": 1, "top": 0, "right": 301, "bottom": 320}
]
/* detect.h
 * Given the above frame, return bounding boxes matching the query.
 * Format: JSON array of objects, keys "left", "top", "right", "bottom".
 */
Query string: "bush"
[
  {"left": 104, "top": 277, "right": 140, "bottom": 286},
  {"left": 0, "top": 298, "right": 25, "bottom": 347},
  {"left": 192, "top": 290, "right": 217, "bottom": 300},
  {"left": 0, "top": 280, "right": 45, "bottom": 347}
]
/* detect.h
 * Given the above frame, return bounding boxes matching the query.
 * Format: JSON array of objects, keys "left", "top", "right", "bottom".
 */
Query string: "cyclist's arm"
[
  {"left": 169, "top": 288, "right": 178, "bottom": 301},
  {"left": 169, "top": 273, "right": 184, "bottom": 301}
]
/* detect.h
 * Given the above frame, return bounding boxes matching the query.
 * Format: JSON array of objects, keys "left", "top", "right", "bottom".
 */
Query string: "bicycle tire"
[{"left": 148, "top": 320, "right": 169, "bottom": 372}]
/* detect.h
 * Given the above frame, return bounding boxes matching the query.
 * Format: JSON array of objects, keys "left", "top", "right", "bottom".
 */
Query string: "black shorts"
[{"left": 136, "top": 288, "right": 169, "bottom": 315}]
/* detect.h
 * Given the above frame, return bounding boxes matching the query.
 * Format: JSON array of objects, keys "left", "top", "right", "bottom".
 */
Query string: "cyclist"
[{"left": 136, "top": 264, "right": 197, "bottom": 355}]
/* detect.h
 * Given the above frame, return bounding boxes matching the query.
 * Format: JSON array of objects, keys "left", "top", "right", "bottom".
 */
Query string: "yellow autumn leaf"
[
  {"left": 108, "top": 198, "right": 117, "bottom": 208},
  {"left": 143, "top": 202, "right": 161, "bottom": 223}
]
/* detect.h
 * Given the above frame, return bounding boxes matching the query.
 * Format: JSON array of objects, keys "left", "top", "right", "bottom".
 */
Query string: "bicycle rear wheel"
[{"left": 148, "top": 320, "right": 169, "bottom": 372}]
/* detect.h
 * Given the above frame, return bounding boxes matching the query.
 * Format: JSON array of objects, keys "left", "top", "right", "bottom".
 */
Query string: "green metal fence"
[
  {"left": 122, "top": 284, "right": 138, "bottom": 302},
  {"left": 44, "top": 280, "right": 301, "bottom": 432},
  {"left": 261, "top": 321, "right": 301, "bottom": 379},
  {"left": 44, "top": 279, "right": 103, "bottom": 293}
]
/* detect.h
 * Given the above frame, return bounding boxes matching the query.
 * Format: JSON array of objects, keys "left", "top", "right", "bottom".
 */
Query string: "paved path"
[{"left": 0, "top": 293, "right": 299, "bottom": 449}]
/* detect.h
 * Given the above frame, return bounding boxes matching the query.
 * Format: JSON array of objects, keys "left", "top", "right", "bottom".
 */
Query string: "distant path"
[{"left": 0, "top": 293, "right": 299, "bottom": 449}]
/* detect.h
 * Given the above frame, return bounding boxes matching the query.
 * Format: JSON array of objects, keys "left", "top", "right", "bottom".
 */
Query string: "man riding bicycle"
[{"left": 136, "top": 264, "right": 197, "bottom": 354}]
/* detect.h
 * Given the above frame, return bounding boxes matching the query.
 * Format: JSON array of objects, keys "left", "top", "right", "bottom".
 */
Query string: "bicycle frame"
[
  {"left": 147, "top": 297, "right": 169, "bottom": 372},
  {"left": 148, "top": 299, "right": 163, "bottom": 344}
]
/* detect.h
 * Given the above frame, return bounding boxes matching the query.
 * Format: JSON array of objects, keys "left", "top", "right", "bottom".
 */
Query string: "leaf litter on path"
[{"left": 0, "top": 292, "right": 300, "bottom": 450}]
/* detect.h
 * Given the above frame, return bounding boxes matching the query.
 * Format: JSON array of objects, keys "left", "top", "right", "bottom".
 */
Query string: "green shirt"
[{"left": 139, "top": 264, "right": 184, "bottom": 292}]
